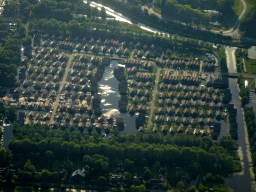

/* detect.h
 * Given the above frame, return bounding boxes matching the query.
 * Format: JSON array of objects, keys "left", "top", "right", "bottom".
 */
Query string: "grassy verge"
[
  {"left": 244, "top": 58, "right": 256, "bottom": 75},
  {"left": 152, "top": 64, "right": 157, "bottom": 73},
  {"left": 233, "top": 161, "right": 242, "bottom": 172},
  {"left": 233, "top": 0, "right": 243, "bottom": 16},
  {"left": 152, "top": 6, "right": 161, "bottom": 14}
]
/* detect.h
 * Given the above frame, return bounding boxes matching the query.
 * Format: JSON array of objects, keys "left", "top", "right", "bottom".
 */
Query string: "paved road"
[
  {"left": 130, "top": 50, "right": 134, "bottom": 59},
  {"left": 219, "top": 0, "right": 247, "bottom": 37},
  {"left": 225, "top": 46, "right": 237, "bottom": 73},
  {"left": 225, "top": 78, "right": 256, "bottom": 192},
  {"left": 147, "top": 67, "right": 161, "bottom": 129},
  {"left": 50, "top": 54, "right": 74, "bottom": 123}
]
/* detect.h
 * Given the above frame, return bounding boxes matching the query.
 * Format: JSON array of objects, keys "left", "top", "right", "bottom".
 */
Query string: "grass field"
[
  {"left": 233, "top": 0, "right": 243, "bottom": 16},
  {"left": 244, "top": 58, "right": 256, "bottom": 75}
]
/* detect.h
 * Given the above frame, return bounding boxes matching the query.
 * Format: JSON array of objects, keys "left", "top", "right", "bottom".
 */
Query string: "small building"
[
  {"left": 111, "top": 175, "right": 123, "bottom": 183},
  {"left": 70, "top": 169, "right": 85, "bottom": 182}
]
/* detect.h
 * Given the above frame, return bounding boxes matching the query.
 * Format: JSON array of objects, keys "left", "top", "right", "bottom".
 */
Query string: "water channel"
[
  {"left": 98, "top": 60, "right": 137, "bottom": 134},
  {"left": 83, "top": 0, "right": 169, "bottom": 35}
]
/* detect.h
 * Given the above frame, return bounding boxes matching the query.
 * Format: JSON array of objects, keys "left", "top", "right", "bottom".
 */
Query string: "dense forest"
[
  {"left": 0, "top": 36, "right": 21, "bottom": 87},
  {"left": 159, "top": 0, "right": 212, "bottom": 25},
  {"left": 244, "top": 107, "right": 256, "bottom": 177},
  {"left": 0, "top": 122, "right": 239, "bottom": 190}
]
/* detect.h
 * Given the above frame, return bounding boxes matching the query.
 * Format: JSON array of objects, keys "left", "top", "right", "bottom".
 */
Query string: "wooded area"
[{"left": 0, "top": 122, "right": 239, "bottom": 189}]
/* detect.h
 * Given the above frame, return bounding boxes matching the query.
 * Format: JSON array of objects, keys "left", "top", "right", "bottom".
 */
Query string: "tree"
[
  {"left": 22, "top": 35, "right": 32, "bottom": 46},
  {"left": 24, "top": 159, "right": 36, "bottom": 174},
  {"left": 124, "top": 171, "right": 132, "bottom": 186},
  {"left": 7, "top": 106, "right": 16, "bottom": 121},
  {"left": 0, "top": 147, "right": 7, "bottom": 166},
  {"left": 143, "top": 8, "right": 148, "bottom": 18},
  {"left": 144, "top": 167, "right": 151, "bottom": 181},
  {"left": 219, "top": 136, "right": 238, "bottom": 150},
  {"left": 45, "top": 150, "right": 54, "bottom": 160},
  {"left": 97, "top": 176, "right": 107, "bottom": 186},
  {"left": 100, "top": 7, "right": 106, "bottom": 20},
  {"left": 41, "top": 169, "right": 51, "bottom": 182},
  {"left": 133, "top": 184, "right": 146, "bottom": 192}
]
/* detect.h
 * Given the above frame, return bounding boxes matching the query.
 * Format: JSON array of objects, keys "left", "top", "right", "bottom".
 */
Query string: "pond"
[{"left": 98, "top": 60, "right": 137, "bottom": 134}]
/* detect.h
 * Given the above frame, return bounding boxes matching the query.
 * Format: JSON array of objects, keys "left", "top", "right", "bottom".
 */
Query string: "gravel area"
[{"left": 248, "top": 46, "right": 256, "bottom": 59}]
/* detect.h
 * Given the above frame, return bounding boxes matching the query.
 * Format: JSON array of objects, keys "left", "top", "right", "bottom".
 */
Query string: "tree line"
[
  {"left": 244, "top": 107, "right": 256, "bottom": 178},
  {"left": 28, "top": 16, "right": 217, "bottom": 54},
  {"left": 174, "top": 0, "right": 234, "bottom": 13},
  {"left": 3, "top": 122, "right": 239, "bottom": 188},
  {"left": 159, "top": 0, "right": 212, "bottom": 25},
  {"left": 237, "top": 74, "right": 250, "bottom": 106},
  {"left": 0, "top": 36, "right": 21, "bottom": 87}
]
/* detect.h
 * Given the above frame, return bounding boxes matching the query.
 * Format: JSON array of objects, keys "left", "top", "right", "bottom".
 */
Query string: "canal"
[{"left": 98, "top": 60, "right": 137, "bottom": 134}]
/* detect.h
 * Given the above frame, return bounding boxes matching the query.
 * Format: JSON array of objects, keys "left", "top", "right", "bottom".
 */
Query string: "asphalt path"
[
  {"left": 147, "top": 67, "right": 161, "bottom": 130},
  {"left": 225, "top": 78, "right": 256, "bottom": 192},
  {"left": 50, "top": 54, "right": 74, "bottom": 123}
]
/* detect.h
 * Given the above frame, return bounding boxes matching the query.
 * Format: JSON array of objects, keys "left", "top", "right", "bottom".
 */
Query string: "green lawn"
[
  {"left": 233, "top": 0, "right": 243, "bottom": 16},
  {"left": 244, "top": 0, "right": 255, "bottom": 10},
  {"left": 244, "top": 58, "right": 256, "bottom": 75},
  {"left": 152, "top": 64, "right": 157, "bottom": 73}
]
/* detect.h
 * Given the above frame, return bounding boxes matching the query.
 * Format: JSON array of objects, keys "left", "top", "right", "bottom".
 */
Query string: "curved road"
[
  {"left": 143, "top": 0, "right": 247, "bottom": 38},
  {"left": 222, "top": 0, "right": 247, "bottom": 36}
]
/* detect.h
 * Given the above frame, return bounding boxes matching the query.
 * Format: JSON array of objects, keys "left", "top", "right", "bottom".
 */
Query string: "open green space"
[
  {"left": 244, "top": 58, "right": 256, "bottom": 74},
  {"left": 233, "top": 0, "right": 243, "bottom": 16}
]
